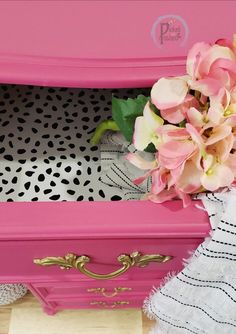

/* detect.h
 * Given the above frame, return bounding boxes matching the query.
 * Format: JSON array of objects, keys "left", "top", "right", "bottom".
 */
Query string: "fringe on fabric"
[{"left": 143, "top": 189, "right": 236, "bottom": 334}]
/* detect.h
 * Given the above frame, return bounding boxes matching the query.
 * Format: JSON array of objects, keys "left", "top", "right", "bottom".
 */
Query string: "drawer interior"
[{"left": 0, "top": 84, "right": 149, "bottom": 202}]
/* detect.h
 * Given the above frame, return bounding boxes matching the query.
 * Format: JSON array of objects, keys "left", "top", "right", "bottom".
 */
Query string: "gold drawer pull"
[
  {"left": 87, "top": 287, "right": 132, "bottom": 297},
  {"left": 34, "top": 251, "right": 172, "bottom": 280},
  {"left": 90, "top": 301, "right": 107, "bottom": 307},
  {"left": 90, "top": 301, "right": 129, "bottom": 308},
  {"left": 111, "top": 301, "right": 129, "bottom": 308}
]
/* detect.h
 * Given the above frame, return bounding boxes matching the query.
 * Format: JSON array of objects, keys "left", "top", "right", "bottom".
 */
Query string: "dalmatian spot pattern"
[{"left": 0, "top": 85, "right": 149, "bottom": 202}]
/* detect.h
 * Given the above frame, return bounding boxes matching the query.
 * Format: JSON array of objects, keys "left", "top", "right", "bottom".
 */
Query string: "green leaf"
[
  {"left": 144, "top": 142, "right": 156, "bottom": 153},
  {"left": 112, "top": 95, "right": 149, "bottom": 142}
]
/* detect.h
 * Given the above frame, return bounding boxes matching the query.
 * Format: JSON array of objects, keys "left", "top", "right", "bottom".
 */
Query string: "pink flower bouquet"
[{"left": 92, "top": 35, "right": 236, "bottom": 207}]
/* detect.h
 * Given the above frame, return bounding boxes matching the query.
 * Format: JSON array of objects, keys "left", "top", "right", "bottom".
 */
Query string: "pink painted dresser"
[{"left": 0, "top": 0, "right": 234, "bottom": 314}]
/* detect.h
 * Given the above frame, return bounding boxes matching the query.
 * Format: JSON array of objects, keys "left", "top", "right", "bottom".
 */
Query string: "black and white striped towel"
[{"left": 144, "top": 189, "right": 236, "bottom": 334}]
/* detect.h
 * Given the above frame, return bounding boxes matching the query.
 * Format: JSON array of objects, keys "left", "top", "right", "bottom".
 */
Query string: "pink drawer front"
[
  {"left": 28, "top": 279, "right": 160, "bottom": 314},
  {"left": 31, "top": 279, "right": 160, "bottom": 301},
  {"left": 46, "top": 295, "right": 147, "bottom": 311},
  {"left": 0, "top": 237, "right": 202, "bottom": 283},
  {"left": 0, "top": 1, "right": 234, "bottom": 88}
]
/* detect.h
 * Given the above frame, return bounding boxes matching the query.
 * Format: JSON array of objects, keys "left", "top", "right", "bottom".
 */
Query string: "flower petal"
[
  {"left": 198, "top": 44, "right": 235, "bottom": 77},
  {"left": 186, "top": 123, "right": 204, "bottom": 147},
  {"left": 205, "top": 125, "right": 232, "bottom": 146},
  {"left": 207, "top": 134, "right": 234, "bottom": 162},
  {"left": 226, "top": 153, "right": 236, "bottom": 177},
  {"left": 220, "top": 134, "right": 234, "bottom": 162},
  {"left": 133, "top": 170, "right": 152, "bottom": 185},
  {"left": 157, "top": 124, "right": 190, "bottom": 144},
  {"left": 133, "top": 103, "right": 164, "bottom": 151},
  {"left": 208, "top": 66, "right": 232, "bottom": 90},
  {"left": 169, "top": 163, "right": 185, "bottom": 187},
  {"left": 159, "top": 140, "right": 195, "bottom": 158},
  {"left": 151, "top": 77, "right": 188, "bottom": 109},
  {"left": 169, "top": 154, "right": 199, "bottom": 189},
  {"left": 186, "top": 107, "right": 204, "bottom": 127},
  {"left": 231, "top": 86, "right": 236, "bottom": 103},
  {"left": 151, "top": 168, "right": 168, "bottom": 194},
  {"left": 202, "top": 154, "right": 214, "bottom": 171},
  {"left": 160, "top": 94, "right": 200, "bottom": 124},
  {"left": 164, "top": 128, "right": 190, "bottom": 139},
  {"left": 191, "top": 150, "right": 203, "bottom": 170},
  {"left": 189, "top": 78, "right": 222, "bottom": 97},
  {"left": 210, "top": 58, "right": 236, "bottom": 76},
  {"left": 186, "top": 42, "right": 211, "bottom": 78},
  {"left": 225, "top": 114, "right": 236, "bottom": 127},
  {"left": 133, "top": 116, "right": 152, "bottom": 151},
  {"left": 200, "top": 94, "right": 208, "bottom": 105},
  {"left": 207, "top": 105, "right": 224, "bottom": 125},
  {"left": 175, "top": 187, "right": 192, "bottom": 208},
  {"left": 148, "top": 188, "right": 177, "bottom": 203},
  {"left": 201, "top": 164, "right": 234, "bottom": 191},
  {"left": 160, "top": 105, "right": 186, "bottom": 124},
  {"left": 219, "top": 88, "right": 230, "bottom": 110},
  {"left": 226, "top": 103, "right": 236, "bottom": 115},
  {"left": 207, "top": 88, "right": 230, "bottom": 124},
  {"left": 143, "top": 102, "right": 164, "bottom": 130},
  {"left": 125, "top": 153, "right": 157, "bottom": 170},
  {"left": 176, "top": 160, "right": 202, "bottom": 193},
  {"left": 158, "top": 140, "right": 195, "bottom": 169},
  {"left": 216, "top": 38, "right": 235, "bottom": 50}
]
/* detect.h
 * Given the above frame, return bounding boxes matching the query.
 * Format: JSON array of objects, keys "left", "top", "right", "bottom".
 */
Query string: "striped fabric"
[
  {"left": 100, "top": 132, "right": 151, "bottom": 200},
  {"left": 144, "top": 190, "right": 236, "bottom": 334}
]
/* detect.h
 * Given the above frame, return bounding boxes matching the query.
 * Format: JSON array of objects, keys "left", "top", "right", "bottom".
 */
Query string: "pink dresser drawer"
[
  {"left": 28, "top": 279, "right": 161, "bottom": 314},
  {"left": 31, "top": 279, "right": 160, "bottom": 301},
  {"left": 43, "top": 295, "right": 148, "bottom": 312},
  {"left": 29, "top": 281, "right": 154, "bottom": 313},
  {"left": 0, "top": 200, "right": 209, "bottom": 285},
  {"left": 0, "top": 1, "right": 234, "bottom": 88},
  {"left": 0, "top": 237, "right": 202, "bottom": 282}
]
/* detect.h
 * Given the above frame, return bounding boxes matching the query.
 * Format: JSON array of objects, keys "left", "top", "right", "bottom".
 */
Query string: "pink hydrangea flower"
[{"left": 126, "top": 35, "right": 236, "bottom": 207}]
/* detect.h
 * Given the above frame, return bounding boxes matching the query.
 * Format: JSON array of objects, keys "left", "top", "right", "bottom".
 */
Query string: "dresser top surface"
[{"left": 0, "top": 201, "right": 210, "bottom": 240}]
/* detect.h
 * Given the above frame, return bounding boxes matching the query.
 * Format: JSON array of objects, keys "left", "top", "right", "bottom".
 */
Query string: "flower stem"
[{"left": 90, "top": 119, "right": 120, "bottom": 145}]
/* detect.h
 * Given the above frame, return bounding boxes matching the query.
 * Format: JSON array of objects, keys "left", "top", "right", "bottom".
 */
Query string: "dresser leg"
[{"left": 43, "top": 305, "right": 57, "bottom": 316}]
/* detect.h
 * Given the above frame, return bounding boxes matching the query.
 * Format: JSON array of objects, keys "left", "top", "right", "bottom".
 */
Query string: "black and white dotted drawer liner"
[{"left": 0, "top": 85, "right": 149, "bottom": 202}]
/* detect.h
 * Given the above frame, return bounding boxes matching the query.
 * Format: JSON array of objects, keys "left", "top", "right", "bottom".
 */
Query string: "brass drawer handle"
[
  {"left": 90, "top": 301, "right": 129, "bottom": 308},
  {"left": 111, "top": 301, "right": 129, "bottom": 308},
  {"left": 87, "top": 287, "right": 132, "bottom": 297},
  {"left": 90, "top": 301, "right": 107, "bottom": 307},
  {"left": 34, "top": 251, "right": 172, "bottom": 280}
]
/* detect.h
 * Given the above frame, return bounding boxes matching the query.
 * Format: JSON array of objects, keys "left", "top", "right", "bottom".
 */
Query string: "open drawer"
[
  {"left": 0, "top": 90, "right": 209, "bottom": 283},
  {"left": 0, "top": 0, "right": 233, "bottom": 206},
  {"left": 0, "top": 99, "right": 209, "bottom": 283}
]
